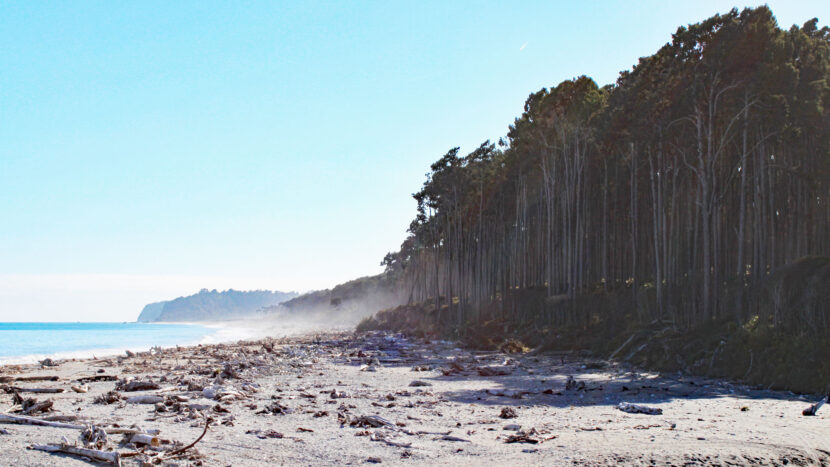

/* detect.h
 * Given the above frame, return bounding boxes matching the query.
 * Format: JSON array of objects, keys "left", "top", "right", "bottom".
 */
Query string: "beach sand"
[{"left": 1, "top": 330, "right": 828, "bottom": 466}]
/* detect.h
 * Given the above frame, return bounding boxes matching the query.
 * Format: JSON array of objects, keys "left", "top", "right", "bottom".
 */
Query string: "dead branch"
[{"left": 165, "top": 417, "right": 211, "bottom": 457}]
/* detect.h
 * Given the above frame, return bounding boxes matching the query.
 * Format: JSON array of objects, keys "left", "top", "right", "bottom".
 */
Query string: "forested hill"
[
  {"left": 361, "top": 7, "right": 830, "bottom": 393},
  {"left": 137, "top": 289, "right": 297, "bottom": 322}
]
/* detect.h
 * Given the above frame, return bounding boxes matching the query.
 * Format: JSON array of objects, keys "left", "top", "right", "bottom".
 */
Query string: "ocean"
[{"left": 0, "top": 322, "right": 227, "bottom": 364}]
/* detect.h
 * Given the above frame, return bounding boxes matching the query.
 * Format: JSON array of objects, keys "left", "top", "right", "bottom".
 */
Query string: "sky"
[{"left": 1, "top": 1, "right": 828, "bottom": 321}]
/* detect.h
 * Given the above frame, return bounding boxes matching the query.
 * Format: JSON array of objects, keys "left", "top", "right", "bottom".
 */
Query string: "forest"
[{"left": 365, "top": 7, "right": 830, "bottom": 390}]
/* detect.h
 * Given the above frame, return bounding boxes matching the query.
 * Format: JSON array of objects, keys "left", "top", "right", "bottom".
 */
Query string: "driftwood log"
[
  {"left": 129, "top": 433, "right": 161, "bottom": 446},
  {"left": 126, "top": 395, "right": 164, "bottom": 404},
  {"left": 0, "top": 376, "right": 59, "bottom": 383},
  {"left": 803, "top": 396, "right": 827, "bottom": 416},
  {"left": 0, "top": 413, "right": 85, "bottom": 429},
  {"left": 0, "top": 414, "right": 161, "bottom": 437},
  {"left": 5, "top": 387, "right": 65, "bottom": 394},
  {"left": 30, "top": 443, "right": 120, "bottom": 466},
  {"left": 120, "top": 381, "right": 160, "bottom": 392},
  {"left": 618, "top": 402, "right": 663, "bottom": 415}
]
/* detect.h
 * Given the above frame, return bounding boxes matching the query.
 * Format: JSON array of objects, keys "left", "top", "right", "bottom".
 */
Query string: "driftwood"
[
  {"left": 803, "top": 396, "right": 827, "bottom": 416},
  {"left": 81, "top": 424, "right": 109, "bottom": 449},
  {"left": 129, "top": 433, "right": 161, "bottom": 447},
  {"left": 436, "top": 435, "right": 471, "bottom": 442},
  {"left": 43, "top": 415, "right": 82, "bottom": 422},
  {"left": 76, "top": 374, "right": 118, "bottom": 383},
  {"left": 349, "top": 415, "right": 396, "bottom": 428},
  {"left": 6, "top": 387, "right": 65, "bottom": 394},
  {"left": 0, "top": 413, "right": 85, "bottom": 429},
  {"left": 618, "top": 402, "right": 663, "bottom": 415},
  {"left": 477, "top": 366, "right": 512, "bottom": 376},
  {"left": 165, "top": 418, "right": 211, "bottom": 457},
  {"left": 609, "top": 334, "right": 636, "bottom": 360},
  {"left": 0, "top": 414, "right": 161, "bottom": 439},
  {"left": 30, "top": 443, "right": 120, "bottom": 466},
  {"left": 369, "top": 431, "right": 412, "bottom": 448},
  {"left": 126, "top": 395, "right": 164, "bottom": 404},
  {"left": 18, "top": 376, "right": 60, "bottom": 382},
  {"left": 106, "top": 427, "right": 161, "bottom": 435},
  {"left": 120, "top": 381, "right": 160, "bottom": 392},
  {"left": 0, "top": 375, "right": 60, "bottom": 383},
  {"left": 93, "top": 391, "right": 122, "bottom": 404},
  {"left": 22, "top": 400, "right": 54, "bottom": 415},
  {"left": 70, "top": 384, "right": 90, "bottom": 393},
  {"left": 504, "top": 433, "right": 539, "bottom": 444}
]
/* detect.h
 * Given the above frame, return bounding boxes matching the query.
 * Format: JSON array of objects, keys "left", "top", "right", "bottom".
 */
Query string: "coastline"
[
  {"left": 0, "top": 321, "right": 243, "bottom": 366},
  {"left": 0, "top": 318, "right": 354, "bottom": 366},
  {"left": 1, "top": 329, "right": 828, "bottom": 465}
]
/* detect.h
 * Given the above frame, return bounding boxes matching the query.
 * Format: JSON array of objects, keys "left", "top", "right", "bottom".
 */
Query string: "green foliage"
[
  {"left": 365, "top": 6, "right": 830, "bottom": 394},
  {"left": 384, "top": 5, "right": 830, "bottom": 330}
]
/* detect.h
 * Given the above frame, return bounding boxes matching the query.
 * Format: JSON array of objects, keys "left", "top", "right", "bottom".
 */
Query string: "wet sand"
[{"left": 1, "top": 330, "right": 828, "bottom": 466}]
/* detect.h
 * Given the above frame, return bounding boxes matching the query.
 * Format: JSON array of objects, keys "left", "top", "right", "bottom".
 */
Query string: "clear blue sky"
[{"left": 1, "top": 1, "right": 827, "bottom": 321}]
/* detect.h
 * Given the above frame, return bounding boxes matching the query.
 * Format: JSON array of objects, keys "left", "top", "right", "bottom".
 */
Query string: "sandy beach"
[{"left": 1, "top": 330, "right": 828, "bottom": 466}]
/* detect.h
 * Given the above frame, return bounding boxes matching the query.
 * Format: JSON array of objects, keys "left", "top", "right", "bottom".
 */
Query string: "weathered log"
[
  {"left": 617, "top": 402, "right": 663, "bottom": 415},
  {"left": 803, "top": 396, "right": 827, "bottom": 416},
  {"left": 76, "top": 375, "right": 118, "bottom": 383},
  {"left": 608, "top": 334, "right": 636, "bottom": 360},
  {"left": 437, "top": 435, "right": 471, "bottom": 442},
  {"left": 30, "top": 443, "right": 121, "bottom": 466},
  {"left": 126, "top": 395, "right": 164, "bottom": 404},
  {"left": 0, "top": 413, "right": 85, "bottom": 429},
  {"left": 121, "top": 381, "right": 160, "bottom": 392},
  {"left": 42, "top": 415, "right": 82, "bottom": 422},
  {"left": 9, "top": 387, "right": 65, "bottom": 394},
  {"left": 15, "top": 376, "right": 60, "bottom": 382},
  {"left": 129, "top": 433, "right": 160, "bottom": 446}
]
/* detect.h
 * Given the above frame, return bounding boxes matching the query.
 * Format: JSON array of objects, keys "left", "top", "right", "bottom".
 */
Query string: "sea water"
[{"left": 0, "top": 322, "right": 218, "bottom": 364}]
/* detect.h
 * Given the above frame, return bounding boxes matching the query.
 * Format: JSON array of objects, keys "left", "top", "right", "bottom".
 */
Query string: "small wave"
[
  {"left": 0, "top": 344, "right": 157, "bottom": 365},
  {"left": 0, "top": 324, "right": 219, "bottom": 365}
]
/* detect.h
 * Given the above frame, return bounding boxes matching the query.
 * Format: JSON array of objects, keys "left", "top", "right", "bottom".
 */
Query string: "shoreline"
[
  {"left": 1, "top": 329, "right": 828, "bottom": 465},
  {"left": 0, "top": 320, "right": 269, "bottom": 366}
]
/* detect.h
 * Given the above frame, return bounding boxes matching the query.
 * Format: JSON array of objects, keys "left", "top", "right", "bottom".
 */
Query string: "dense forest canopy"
[{"left": 381, "top": 7, "right": 830, "bottom": 333}]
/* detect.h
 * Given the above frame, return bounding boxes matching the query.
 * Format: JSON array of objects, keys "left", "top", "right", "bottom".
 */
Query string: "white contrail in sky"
[{"left": 519, "top": 42, "right": 527, "bottom": 51}]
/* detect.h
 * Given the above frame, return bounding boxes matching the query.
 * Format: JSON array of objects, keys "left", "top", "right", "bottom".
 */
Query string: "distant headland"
[{"left": 137, "top": 289, "right": 297, "bottom": 322}]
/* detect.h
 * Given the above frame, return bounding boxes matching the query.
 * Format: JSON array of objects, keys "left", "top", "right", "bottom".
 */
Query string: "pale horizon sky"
[{"left": 1, "top": 1, "right": 827, "bottom": 321}]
